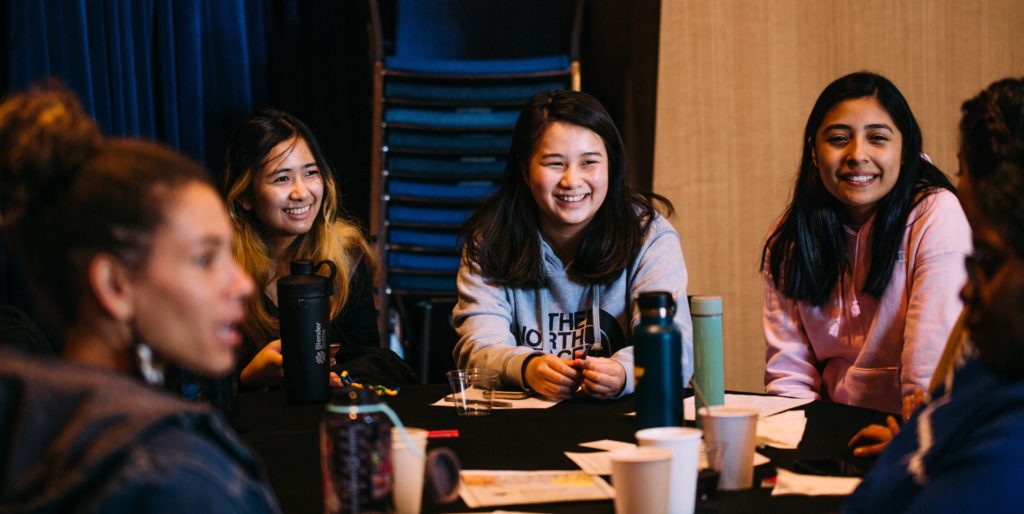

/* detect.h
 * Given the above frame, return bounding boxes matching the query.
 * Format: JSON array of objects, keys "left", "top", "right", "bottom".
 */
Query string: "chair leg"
[{"left": 418, "top": 300, "right": 433, "bottom": 384}]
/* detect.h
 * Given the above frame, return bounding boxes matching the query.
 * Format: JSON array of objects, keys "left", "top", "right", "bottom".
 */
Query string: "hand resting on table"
[{"left": 848, "top": 389, "right": 924, "bottom": 457}]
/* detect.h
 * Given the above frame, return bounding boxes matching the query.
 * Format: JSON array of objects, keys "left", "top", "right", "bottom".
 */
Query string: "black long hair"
[
  {"left": 761, "top": 72, "right": 955, "bottom": 306},
  {"left": 961, "top": 77, "right": 1024, "bottom": 255},
  {"left": 461, "top": 90, "right": 672, "bottom": 286}
]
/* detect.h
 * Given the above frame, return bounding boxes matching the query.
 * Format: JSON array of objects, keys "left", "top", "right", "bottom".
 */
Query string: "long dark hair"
[
  {"left": 0, "top": 83, "right": 209, "bottom": 341},
  {"left": 761, "top": 72, "right": 955, "bottom": 306},
  {"left": 461, "top": 90, "right": 672, "bottom": 286},
  {"left": 961, "top": 77, "right": 1024, "bottom": 255}
]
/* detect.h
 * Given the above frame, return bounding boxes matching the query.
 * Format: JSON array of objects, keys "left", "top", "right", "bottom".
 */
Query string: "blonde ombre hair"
[{"left": 224, "top": 110, "right": 375, "bottom": 349}]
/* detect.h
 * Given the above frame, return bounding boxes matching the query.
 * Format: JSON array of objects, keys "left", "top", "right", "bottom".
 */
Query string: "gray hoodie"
[{"left": 452, "top": 215, "right": 693, "bottom": 396}]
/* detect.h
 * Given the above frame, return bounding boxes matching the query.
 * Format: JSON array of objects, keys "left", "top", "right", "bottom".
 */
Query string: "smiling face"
[
  {"left": 131, "top": 183, "right": 254, "bottom": 376},
  {"left": 526, "top": 122, "right": 609, "bottom": 253},
  {"left": 243, "top": 136, "right": 324, "bottom": 255},
  {"left": 813, "top": 96, "right": 904, "bottom": 224}
]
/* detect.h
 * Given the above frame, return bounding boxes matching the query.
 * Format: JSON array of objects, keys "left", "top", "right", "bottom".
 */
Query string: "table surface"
[{"left": 236, "top": 385, "right": 888, "bottom": 514}]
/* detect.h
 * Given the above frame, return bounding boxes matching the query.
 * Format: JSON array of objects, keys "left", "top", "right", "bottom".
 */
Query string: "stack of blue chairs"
[{"left": 368, "top": 0, "right": 583, "bottom": 379}]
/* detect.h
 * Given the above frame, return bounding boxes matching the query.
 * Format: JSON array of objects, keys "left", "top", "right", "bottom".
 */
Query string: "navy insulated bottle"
[
  {"left": 634, "top": 291, "right": 683, "bottom": 429},
  {"left": 279, "top": 259, "right": 336, "bottom": 404}
]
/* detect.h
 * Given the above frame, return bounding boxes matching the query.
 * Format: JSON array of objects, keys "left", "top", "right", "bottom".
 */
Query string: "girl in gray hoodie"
[{"left": 454, "top": 91, "right": 693, "bottom": 400}]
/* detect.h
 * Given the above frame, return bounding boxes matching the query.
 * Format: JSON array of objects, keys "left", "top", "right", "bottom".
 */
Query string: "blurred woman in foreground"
[{"left": 0, "top": 83, "right": 279, "bottom": 512}]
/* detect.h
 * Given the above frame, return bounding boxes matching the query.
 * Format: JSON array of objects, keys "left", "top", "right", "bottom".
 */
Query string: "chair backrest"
[
  {"left": 366, "top": 0, "right": 584, "bottom": 360},
  {"left": 390, "top": 0, "right": 579, "bottom": 60}
]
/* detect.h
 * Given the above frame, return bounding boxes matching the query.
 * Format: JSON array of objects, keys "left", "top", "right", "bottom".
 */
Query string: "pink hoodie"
[{"left": 763, "top": 190, "right": 971, "bottom": 414}]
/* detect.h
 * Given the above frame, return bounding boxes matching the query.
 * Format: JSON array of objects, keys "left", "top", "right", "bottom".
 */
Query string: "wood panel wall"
[{"left": 654, "top": 0, "right": 1024, "bottom": 391}]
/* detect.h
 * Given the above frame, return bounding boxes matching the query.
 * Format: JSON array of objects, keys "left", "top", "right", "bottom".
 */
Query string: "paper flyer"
[{"left": 459, "top": 470, "right": 614, "bottom": 508}]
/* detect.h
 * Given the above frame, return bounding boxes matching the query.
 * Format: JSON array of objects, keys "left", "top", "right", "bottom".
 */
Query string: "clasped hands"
[{"left": 524, "top": 353, "right": 626, "bottom": 401}]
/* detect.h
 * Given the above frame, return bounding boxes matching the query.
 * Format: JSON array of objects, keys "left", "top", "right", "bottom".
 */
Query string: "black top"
[{"left": 177, "top": 258, "right": 413, "bottom": 418}]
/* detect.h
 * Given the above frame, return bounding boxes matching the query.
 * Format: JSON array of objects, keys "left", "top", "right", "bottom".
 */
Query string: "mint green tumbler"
[{"left": 691, "top": 296, "right": 725, "bottom": 426}]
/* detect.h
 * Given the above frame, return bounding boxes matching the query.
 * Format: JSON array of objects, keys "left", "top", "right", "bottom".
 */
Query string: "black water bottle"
[
  {"left": 279, "top": 259, "right": 336, "bottom": 404},
  {"left": 634, "top": 291, "right": 683, "bottom": 429}
]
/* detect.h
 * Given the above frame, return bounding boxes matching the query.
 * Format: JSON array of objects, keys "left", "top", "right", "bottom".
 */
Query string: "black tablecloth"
[{"left": 236, "top": 385, "right": 889, "bottom": 513}]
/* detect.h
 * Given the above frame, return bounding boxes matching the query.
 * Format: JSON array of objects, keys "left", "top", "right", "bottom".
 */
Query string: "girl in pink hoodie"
[{"left": 761, "top": 72, "right": 971, "bottom": 414}]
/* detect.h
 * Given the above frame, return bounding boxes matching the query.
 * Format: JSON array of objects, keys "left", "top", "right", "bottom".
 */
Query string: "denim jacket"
[{"left": 0, "top": 350, "right": 281, "bottom": 513}]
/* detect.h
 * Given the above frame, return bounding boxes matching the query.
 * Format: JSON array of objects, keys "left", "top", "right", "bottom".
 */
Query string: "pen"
[{"left": 443, "top": 395, "right": 514, "bottom": 408}]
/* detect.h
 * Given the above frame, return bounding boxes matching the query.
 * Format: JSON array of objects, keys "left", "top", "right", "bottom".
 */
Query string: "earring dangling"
[
  {"left": 129, "top": 319, "right": 164, "bottom": 386},
  {"left": 135, "top": 342, "right": 165, "bottom": 386}
]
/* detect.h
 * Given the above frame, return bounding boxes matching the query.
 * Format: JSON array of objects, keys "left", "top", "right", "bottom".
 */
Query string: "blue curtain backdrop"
[
  {"left": 6, "top": 0, "right": 268, "bottom": 170},
  {"left": 2, "top": 0, "right": 272, "bottom": 318}
]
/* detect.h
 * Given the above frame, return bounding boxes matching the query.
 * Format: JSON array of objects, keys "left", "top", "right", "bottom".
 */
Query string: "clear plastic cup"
[{"left": 446, "top": 368, "right": 499, "bottom": 416}]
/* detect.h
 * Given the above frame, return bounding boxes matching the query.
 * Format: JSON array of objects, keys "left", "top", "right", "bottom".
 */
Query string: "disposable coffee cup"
[
  {"left": 636, "top": 427, "right": 702, "bottom": 514},
  {"left": 446, "top": 368, "right": 498, "bottom": 416},
  {"left": 698, "top": 406, "right": 758, "bottom": 490},
  {"left": 609, "top": 447, "right": 673, "bottom": 514},
  {"left": 391, "top": 427, "right": 428, "bottom": 514}
]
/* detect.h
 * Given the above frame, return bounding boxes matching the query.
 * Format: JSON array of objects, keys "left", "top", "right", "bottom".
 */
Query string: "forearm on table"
[
  {"left": 765, "top": 341, "right": 822, "bottom": 397},
  {"left": 608, "top": 347, "right": 635, "bottom": 396},
  {"left": 763, "top": 283, "right": 821, "bottom": 396},
  {"left": 457, "top": 341, "right": 538, "bottom": 389}
]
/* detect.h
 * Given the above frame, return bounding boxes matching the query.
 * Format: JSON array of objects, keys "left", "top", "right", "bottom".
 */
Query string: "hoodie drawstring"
[
  {"left": 591, "top": 286, "right": 602, "bottom": 351},
  {"left": 539, "top": 290, "right": 548, "bottom": 352},
  {"left": 830, "top": 227, "right": 863, "bottom": 338}
]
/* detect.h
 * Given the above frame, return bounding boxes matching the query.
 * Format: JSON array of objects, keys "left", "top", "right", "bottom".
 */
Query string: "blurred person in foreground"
[{"left": 0, "top": 83, "right": 280, "bottom": 512}]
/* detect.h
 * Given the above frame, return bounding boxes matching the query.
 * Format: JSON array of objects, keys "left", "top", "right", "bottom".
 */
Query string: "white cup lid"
[
  {"left": 636, "top": 426, "right": 703, "bottom": 442},
  {"left": 608, "top": 447, "right": 674, "bottom": 463},
  {"left": 698, "top": 405, "right": 760, "bottom": 418}
]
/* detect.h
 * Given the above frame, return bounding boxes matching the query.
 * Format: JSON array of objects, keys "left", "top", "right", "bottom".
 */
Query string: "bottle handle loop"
[{"left": 313, "top": 260, "right": 338, "bottom": 295}]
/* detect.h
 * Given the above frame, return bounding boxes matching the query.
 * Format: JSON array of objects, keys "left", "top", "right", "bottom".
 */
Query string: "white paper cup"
[
  {"left": 609, "top": 447, "right": 673, "bottom": 514},
  {"left": 636, "top": 427, "right": 702, "bottom": 514},
  {"left": 698, "top": 406, "right": 759, "bottom": 490},
  {"left": 391, "top": 427, "right": 428, "bottom": 514}
]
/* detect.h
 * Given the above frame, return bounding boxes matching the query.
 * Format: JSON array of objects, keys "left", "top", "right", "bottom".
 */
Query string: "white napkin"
[
  {"left": 771, "top": 468, "right": 861, "bottom": 496},
  {"left": 578, "top": 439, "right": 637, "bottom": 451},
  {"left": 430, "top": 395, "right": 560, "bottom": 409},
  {"left": 684, "top": 394, "right": 814, "bottom": 421},
  {"left": 757, "top": 410, "right": 807, "bottom": 449}
]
